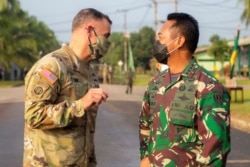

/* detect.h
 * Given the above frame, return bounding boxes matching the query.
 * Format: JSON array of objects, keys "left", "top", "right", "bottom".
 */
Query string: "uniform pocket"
[{"left": 169, "top": 109, "right": 195, "bottom": 127}]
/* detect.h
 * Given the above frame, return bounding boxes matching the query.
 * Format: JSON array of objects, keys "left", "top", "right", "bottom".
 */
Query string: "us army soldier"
[{"left": 23, "top": 8, "right": 112, "bottom": 167}]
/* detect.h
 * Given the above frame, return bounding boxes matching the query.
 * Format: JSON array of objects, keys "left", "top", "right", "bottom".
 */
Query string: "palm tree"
[
  {"left": 239, "top": 0, "right": 250, "bottom": 27},
  {"left": 0, "top": 0, "right": 26, "bottom": 70},
  {"left": 0, "top": 0, "right": 8, "bottom": 66},
  {"left": 0, "top": 0, "right": 60, "bottom": 73},
  {"left": 208, "top": 34, "right": 230, "bottom": 76},
  {"left": 0, "top": 0, "right": 8, "bottom": 11}
]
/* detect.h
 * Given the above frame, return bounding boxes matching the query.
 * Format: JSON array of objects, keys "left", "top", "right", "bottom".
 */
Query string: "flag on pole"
[
  {"left": 229, "top": 28, "right": 240, "bottom": 79},
  {"left": 128, "top": 38, "right": 135, "bottom": 72}
]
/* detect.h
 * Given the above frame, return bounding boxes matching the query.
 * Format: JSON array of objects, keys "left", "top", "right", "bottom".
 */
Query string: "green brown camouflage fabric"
[
  {"left": 139, "top": 58, "right": 230, "bottom": 167},
  {"left": 23, "top": 45, "right": 99, "bottom": 167}
]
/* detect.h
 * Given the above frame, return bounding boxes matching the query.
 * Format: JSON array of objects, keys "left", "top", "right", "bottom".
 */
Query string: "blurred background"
[{"left": 0, "top": 0, "right": 249, "bottom": 85}]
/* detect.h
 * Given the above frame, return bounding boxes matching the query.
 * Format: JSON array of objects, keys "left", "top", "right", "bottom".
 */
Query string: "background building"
[{"left": 195, "top": 37, "right": 250, "bottom": 78}]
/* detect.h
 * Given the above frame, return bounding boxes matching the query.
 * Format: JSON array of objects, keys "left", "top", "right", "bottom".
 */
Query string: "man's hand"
[
  {"left": 82, "top": 88, "right": 109, "bottom": 109},
  {"left": 140, "top": 157, "right": 150, "bottom": 167}
]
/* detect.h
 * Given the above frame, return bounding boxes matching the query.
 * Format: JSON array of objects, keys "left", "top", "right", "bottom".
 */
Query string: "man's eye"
[{"left": 103, "top": 33, "right": 110, "bottom": 38}]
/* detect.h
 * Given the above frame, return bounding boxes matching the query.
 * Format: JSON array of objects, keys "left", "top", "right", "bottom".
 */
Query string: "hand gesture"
[{"left": 82, "top": 88, "right": 109, "bottom": 109}]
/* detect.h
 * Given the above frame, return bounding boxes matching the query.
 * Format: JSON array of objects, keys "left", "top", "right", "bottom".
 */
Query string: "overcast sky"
[{"left": 19, "top": 0, "right": 249, "bottom": 46}]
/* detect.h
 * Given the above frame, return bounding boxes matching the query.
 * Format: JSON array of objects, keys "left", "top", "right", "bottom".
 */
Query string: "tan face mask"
[{"left": 88, "top": 28, "right": 111, "bottom": 61}]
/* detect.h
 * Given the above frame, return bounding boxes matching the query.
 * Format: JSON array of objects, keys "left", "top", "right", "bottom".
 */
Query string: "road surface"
[{"left": 0, "top": 85, "right": 250, "bottom": 167}]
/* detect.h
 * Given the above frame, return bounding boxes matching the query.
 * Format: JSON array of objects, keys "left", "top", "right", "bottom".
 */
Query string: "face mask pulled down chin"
[{"left": 89, "top": 35, "right": 111, "bottom": 61}]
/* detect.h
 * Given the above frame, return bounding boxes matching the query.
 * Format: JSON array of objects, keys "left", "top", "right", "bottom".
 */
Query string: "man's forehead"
[{"left": 159, "top": 21, "right": 175, "bottom": 34}]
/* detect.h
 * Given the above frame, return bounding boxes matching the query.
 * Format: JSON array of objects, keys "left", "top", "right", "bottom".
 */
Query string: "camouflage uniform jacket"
[
  {"left": 23, "top": 45, "right": 99, "bottom": 167},
  {"left": 139, "top": 58, "right": 230, "bottom": 167}
]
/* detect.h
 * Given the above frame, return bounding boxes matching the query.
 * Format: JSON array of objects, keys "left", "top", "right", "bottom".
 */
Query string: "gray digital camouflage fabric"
[
  {"left": 23, "top": 45, "right": 99, "bottom": 167},
  {"left": 139, "top": 58, "right": 230, "bottom": 167}
]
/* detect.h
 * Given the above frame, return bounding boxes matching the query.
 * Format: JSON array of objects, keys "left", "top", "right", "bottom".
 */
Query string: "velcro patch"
[
  {"left": 214, "top": 93, "right": 223, "bottom": 105},
  {"left": 34, "top": 86, "right": 44, "bottom": 95},
  {"left": 40, "top": 69, "right": 57, "bottom": 84}
]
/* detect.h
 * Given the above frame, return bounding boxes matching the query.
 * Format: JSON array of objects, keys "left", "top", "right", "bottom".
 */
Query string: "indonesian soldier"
[
  {"left": 139, "top": 13, "right": 230, "bottom": 167},
  {"left": 23, "top": 8, "right": 112, "bottom": 167}
]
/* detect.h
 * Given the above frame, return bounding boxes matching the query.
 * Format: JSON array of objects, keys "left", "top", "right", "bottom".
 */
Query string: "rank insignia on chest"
[{"left": 40, "top": 69, "right": 57, "bottom": 84}]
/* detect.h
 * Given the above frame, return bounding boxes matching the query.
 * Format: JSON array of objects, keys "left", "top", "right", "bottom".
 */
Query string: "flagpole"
[
  {"left": 128, "top": 37, "right": 135, "bottom": 72},
  {"left": 229, "top": 28, "right": 240, "bottom": 79}
]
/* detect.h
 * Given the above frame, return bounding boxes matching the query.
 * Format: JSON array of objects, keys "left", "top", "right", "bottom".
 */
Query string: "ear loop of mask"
[
  {"left": 87, "top": 26, "right": 98, "bottom": 44},
  {"left": 165, "top": 37, "right": 180, "bottom": 55},
  {"left": 87, "top": 26, "right": 100, "bottom": 61}
]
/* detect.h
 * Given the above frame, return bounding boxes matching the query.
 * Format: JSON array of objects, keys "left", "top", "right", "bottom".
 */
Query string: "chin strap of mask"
[{"left": 88, "top": 27, "right": 99, "bottom": 60}]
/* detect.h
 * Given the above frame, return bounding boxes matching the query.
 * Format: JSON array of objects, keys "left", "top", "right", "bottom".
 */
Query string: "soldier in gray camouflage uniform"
[
  {"left": 23, "top": 8, "right": 112, "bottom": 167},
  {"left": 139, "top": 13, "right": 230, "bottom": 167}
]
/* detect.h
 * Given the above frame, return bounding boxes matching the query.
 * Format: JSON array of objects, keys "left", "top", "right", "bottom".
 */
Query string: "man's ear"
[
  {"left": 177, "top": 36, "right": 185, "bottom": 48},
  {"left": 85, "top": 25, "right": 96, "bottom": 38},
  {"left": 86, "top": 26, "right": 94, "bottom": 38}
]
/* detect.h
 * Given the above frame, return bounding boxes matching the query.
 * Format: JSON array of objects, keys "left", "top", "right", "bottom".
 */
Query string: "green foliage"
[
  {"left": 238, "top": 0, "right": 250, "bottom": 27},
  {"left": 102, "top": 27, "right": 155, "bottom": 73},
  {"left": 102, "top": 32, "right": 124, "bottom": 67},
  {"left": 130, "top": 26, "right": 155, "bottom": 70},
  {"left": 0, "top": 0, "right": 60, "bottom": 72},
  {"left": 208, "top": 34, "right": 230, "bottom": 62},
  {"left": 0, "top": 0, "right": 8, "bottom": 11}
]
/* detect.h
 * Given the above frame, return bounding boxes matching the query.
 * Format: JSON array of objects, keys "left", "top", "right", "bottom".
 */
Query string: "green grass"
[
  {"left": 2, "top": 75, "right": 250, "bottom": 119},
  {"left": 230, "top": 87, "right": 250, "bottom": 120},
  {"left": 221, "top": 78, "right": 250, "bottom": 115},
  {"left": 219, "top": 78, "right": 250, "bottom": 85},
  {"left": 134, "top": 74, "right": 153, "bottom": 86},
  {"left": 0, "top": 80, "right": 24, "bottom": 88},
  {"left": 112, "top": 73, "right": 153, "bottom": 85}
]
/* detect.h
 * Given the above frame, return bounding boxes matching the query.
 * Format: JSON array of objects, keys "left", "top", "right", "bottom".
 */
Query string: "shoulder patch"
[{"left": 40, "top": 69, "right": 57, "bottom": 84}]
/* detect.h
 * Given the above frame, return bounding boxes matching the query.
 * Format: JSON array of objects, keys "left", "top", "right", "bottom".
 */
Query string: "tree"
[
  {"left": 238, "top": 0, "right": 250, "bottom": 27},
  {"left": 102, "top": 32, "right": 124, "bottom": 67},
  {"left": 130, "top": 26, "right": 155, "bottom": 70},
  {"left": 0, "top": 0, "right": 8, "bottom": 11},
  {"left": 0, "top": 0, "right": 24, "bottom": 69},
  {"left": 208, "top": 34, "right": 230, "bottom": 75},
  {"left": 0, "top": 0, "right": 60, "bottom": 74},
  {"left": 102, "top": 27, "right": 155, "bottom": 72}
]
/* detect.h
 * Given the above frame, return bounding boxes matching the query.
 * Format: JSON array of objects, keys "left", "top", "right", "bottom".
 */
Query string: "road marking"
[{"left": 227, "top": 160, "right": 250, "bottom": 163}]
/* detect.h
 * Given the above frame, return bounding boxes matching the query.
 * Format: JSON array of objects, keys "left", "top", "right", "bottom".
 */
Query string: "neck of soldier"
[
  {"left": 69, "top": 33, "right": 91, "bottom": 63},
  {"left": 168, "top": 50, "right": 192, "bottom": 74}
]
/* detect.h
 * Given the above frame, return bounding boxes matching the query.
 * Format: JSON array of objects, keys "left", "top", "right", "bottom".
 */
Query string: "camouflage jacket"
[
  {"left": 23, "top": 45, "right": 99, "bottom": 167},
  {"left": 139, "top": 59, "right": 230, "bottom": 167}
]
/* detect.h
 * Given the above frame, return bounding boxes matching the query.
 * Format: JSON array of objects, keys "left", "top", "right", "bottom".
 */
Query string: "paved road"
[{"left": 0, "top": 85, "right": 250, "bottom": 167}]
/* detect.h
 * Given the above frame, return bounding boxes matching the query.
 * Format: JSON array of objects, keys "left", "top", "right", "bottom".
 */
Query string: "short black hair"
[
  {"left": 72, "top": 8, "right": 112, "bottom": 31},
  {"left": 167, "top": 12, "right": 199, "bottom": 53}
]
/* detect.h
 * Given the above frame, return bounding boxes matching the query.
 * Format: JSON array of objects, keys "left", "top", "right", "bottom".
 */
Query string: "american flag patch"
[{"left": 40, "top": 69, "right": 57, "bottom": 84}]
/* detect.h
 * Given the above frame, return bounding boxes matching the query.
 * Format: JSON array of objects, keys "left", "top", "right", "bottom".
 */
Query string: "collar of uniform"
[
  {"left": 181, "top": 57, "right": 198, "bottom": 78},
  {"left": 159, "top": 57, "right": 198, "bottom": 79},
  {"left": 62, "top": 45, "right": 89, "bottom": 71}
]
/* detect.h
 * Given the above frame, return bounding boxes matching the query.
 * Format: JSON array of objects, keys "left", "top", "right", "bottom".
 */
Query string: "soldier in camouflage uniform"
[
  {"left": 23, "top": 8, "right": 112, "bottom": 167},
  {"left": 139, "top": 13, "right": 230, "bottom": 167}
]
